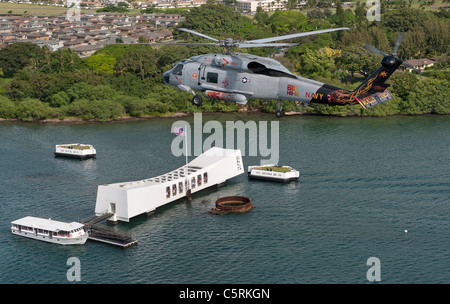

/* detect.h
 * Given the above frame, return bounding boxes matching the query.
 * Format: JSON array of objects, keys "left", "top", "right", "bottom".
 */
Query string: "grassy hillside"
[{"left": 0, "top": 3, "right": 90, "bottom": 15}]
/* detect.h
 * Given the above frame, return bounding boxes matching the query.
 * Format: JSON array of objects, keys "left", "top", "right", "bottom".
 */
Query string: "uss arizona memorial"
[{"left": 95, "top": 147, "right": 244, "bottom": 223}]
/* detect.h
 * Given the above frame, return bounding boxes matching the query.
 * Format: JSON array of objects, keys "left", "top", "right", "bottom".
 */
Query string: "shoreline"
[
  {"left": 0, "top": 110, "right": 447, "bottom": 124},
  {"left": 0, "top": 112, "right": 193, "bottom": 124}
]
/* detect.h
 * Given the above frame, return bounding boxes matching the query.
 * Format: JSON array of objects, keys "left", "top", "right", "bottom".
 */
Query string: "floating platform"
[
  {"left": 247, "top": 164, "right": 299, "bottom": 183},
  {"left": 55, "top": 143, "right": 96, "bottom": 160},
  {"left": 95, "top": 147, "right": 244, "bottom": 223}
]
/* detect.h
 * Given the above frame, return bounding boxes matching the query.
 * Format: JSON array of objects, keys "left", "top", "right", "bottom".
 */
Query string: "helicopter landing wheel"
[
  {"left": 275, "top": 110, "right": 285, "bottom": 118},
  {"left": 192, "top": 94, "right": 203, "bottom": 106},
  {"left": 275, "top": 100, "right": 285, "bottom": 118}
]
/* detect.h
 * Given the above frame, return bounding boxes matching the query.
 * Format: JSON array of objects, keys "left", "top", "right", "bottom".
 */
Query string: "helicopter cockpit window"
[
  {"left": 206, "top": 72, "right": 218, "bottom": 83},
  {"left": 172, "top": 64, "right": 183, "bottom": 75}
]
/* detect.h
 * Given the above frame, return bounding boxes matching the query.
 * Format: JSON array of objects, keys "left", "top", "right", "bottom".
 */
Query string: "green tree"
[
  {"left": 336, "top": 44, "right": 380, "bottom": 78},
  {"left": 48, "top": 91, "right": 70, "bottom": 107},
  {"left": 423, "top": 19, "right": 450, "bottom": 55},
  {"left": 40, "top": 45, "right": 53, "bottom": 73},
  {"left": 0, "top": 43, "right": 43, "bottom": 77},
  {"left": 0, "top": 95, "right": 17, "bottom": 119},
  {"left": 402, "top": 78, "right": 450, "bottom": 114},
  {"left": 66, "top": 82, "right": 118, "bottom": 102},
  {"left": 96, "top": 5, "right": 129, "bottom": 13},
  {"left": 50, "top": 49, "right": 85, "bottom": 73},
  {"left": 108, "top": 73, "right": 154, "bottom": 98},
  {"left": 327, "top": 4, "right": 356, "bottom": 28},
  {"left": 16, "top": 98, "right": 51, "bottom": 121},
  {"left": 115, "top": 47, "right": 160, "bottom": 80},
  {"left": 85, "top": 53, "right": 116, "bottom": 74},
  {"left": 5, "top": 79, "right": 33, "bottom": 100},
  {"left": 335, "top": 0, "right": 345, "bottom": 27},
  {"left": 94, "top": 44, "right": 141, "bottom": 61},
  {"left": 298, "top": 48, "right": 335, "bottom": 78},
  {"left": 399, "top": 26, "right": 427, "bottom": 58},
  {"left": 28, "top": 73, "right": 62, "bottom": 101},
  {"left": 388, "top": 71, "right": 418, "bottom": 99},
  {"left": 64, "top": 99, "right": 125, "bottom": 121},
  {"left": 381, "top": 7, "right": 431, "bottom": 33},
  {"left": 354, "top": 1, "right": 366, "bottom": 25},
  {"left": 266, "top": 10, "right": 309, "bottom": 35},
  {"left": 368, "top": 27, "right": 390, "bottom": 54},
  {"left": 177, "top": 1, "right": 252, "bottom": 39}
]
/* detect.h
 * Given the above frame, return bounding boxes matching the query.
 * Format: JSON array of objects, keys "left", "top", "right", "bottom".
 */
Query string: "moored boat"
[
  {"left": 11, "top": 216, "right": 88, "bottom": 245},
  {"left": 248, "top": 164, "right": 299, "bottom": 182},
  {"left": 54, "top": 144, "right": 96, "bottom": 159}
]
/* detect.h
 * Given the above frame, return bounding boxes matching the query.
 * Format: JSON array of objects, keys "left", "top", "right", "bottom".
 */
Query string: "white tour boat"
[
  {"left": 54, "top": 143, "right": 96, "bottom": 159},
  {"left": 248, "top": 164, "right": 299, "bottom": 182},
  {"left": 95, "top": 147, "right": 244, "bottom": 223},
  {"left": 11, "top": 216, "right": 88, "bottom": 245}
]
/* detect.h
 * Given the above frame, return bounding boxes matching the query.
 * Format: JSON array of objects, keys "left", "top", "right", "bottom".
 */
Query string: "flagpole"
[{"left": 185, "top": 124, "right": 188, "bottom": 183}]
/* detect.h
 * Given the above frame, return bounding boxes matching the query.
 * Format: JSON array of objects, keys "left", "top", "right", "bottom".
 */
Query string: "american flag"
[{"left": 174, "top": 127, "right": 185, "bottom": 136}]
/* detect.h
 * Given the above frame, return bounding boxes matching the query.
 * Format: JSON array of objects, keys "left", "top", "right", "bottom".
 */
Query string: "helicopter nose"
[{"left": 163, "top": 71, "right": 170, "bottom": 84}]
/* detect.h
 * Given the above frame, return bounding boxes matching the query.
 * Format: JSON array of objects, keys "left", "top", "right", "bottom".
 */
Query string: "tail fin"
[
  {"left": 325, "top": 54, "right": 402, "bottom": 108},
  {"left": 318, "top": 34, "right": 410, "bottom": 108},
  {"left": 351, "top": 62, "right": 397, "bottom": 108}
]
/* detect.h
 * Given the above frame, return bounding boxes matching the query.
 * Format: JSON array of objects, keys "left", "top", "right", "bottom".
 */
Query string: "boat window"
[
  {"left": 166, "top": 186, "right": 170, "bottom": 198},
  {"left": 206, "top": 72, "right": 218, "bottom": 83},
  {"left": 172, "top": 184, "right": 177, "bottom": 196},
  {"left": 172, "top": 64, "right": 183, "bottom": 75},
  {"left": 203, "top": 172, "right": 208, "bottom": 184},
  {"left": 178, "top": 181, "right": 183, "bottom": 193},
  {"left": 191, "top": 177, "right": 196, "bottom": 189},
  {"left": 197, "top": 174, "right": 202, "bottom": 186}
]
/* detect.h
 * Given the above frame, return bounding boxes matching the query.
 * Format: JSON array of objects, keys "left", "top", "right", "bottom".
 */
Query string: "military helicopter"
[{"left": 162, "top": 28, "right": 412, "bottom": 117}]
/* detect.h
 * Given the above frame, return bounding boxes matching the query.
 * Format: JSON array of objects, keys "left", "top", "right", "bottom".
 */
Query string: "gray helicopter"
[{"left": 162, "top": 28, "right": 412, "bottom": 117}]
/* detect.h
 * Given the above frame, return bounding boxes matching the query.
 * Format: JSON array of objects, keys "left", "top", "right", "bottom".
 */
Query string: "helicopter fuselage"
[
  {"left": 159, "top": 27, "right": 404, "bottom": 116},
  {"left": 163, "top": 52, "right": 398, "bottom": 116},
  {"left": 163, "top": 53, "right": 339, "bottom": 106}
]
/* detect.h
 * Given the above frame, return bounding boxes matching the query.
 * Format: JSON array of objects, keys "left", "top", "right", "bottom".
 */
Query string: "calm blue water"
[{"left": 0, "top": 113, "right": 449, "bottom": 284}]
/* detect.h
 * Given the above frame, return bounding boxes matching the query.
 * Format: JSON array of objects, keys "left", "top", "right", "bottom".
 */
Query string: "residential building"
[{"left": 403, "top": 58, "right": 436, "bottom": 73}]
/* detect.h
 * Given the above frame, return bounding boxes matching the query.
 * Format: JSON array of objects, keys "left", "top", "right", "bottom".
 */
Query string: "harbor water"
[{"left": 0, "top": 113, "right": 449, "bottom": 284}]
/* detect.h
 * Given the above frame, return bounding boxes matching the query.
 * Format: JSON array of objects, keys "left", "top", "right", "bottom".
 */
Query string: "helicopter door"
[{"left": 199, "top": 64, "right": 207, "bottom": 85}]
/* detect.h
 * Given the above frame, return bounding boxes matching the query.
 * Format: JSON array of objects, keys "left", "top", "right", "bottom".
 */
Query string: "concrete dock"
[{"left": 81, "top": 214, "right": 137, "bottom": 248}]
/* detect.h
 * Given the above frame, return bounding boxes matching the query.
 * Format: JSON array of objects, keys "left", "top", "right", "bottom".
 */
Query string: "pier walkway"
[
  {"left": 83, "top": 213, "right": 115, "bottom": 225},
  {"left": 81, "top": 214, "right": 137, "bottom": 249}
]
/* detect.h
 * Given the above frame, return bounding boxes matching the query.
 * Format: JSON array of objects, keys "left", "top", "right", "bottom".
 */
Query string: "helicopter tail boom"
[{"left": 308, "top": 52, "right": 402, "bottom": 108}]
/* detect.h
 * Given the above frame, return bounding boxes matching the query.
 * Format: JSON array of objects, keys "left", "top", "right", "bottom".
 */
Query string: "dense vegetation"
[{"left": 0, "top": 1, "right": 448, "bottom": 121}]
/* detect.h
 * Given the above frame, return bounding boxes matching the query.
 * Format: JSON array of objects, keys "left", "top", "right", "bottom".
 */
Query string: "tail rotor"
[{"left": 365, "top": 33, "right": 418, "bottom": 72}]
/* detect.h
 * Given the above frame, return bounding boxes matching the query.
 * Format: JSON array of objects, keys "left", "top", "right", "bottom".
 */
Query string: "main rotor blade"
[
  {"left": 150, "top": 42, "right": 217, "bottom": 47},
  {"left": 401, "top": 61, "right": 420, "bottom": 72},
  {"left": 246, "top": 27, "right": 350, "bottom": 44},
  {"left": 392, "top": 33, "right": 405, "bottom": 55},
  {"left": 365, "top": 43, "right": 389, "bottom": 56},
  {"left": 178, "top": 28, "right": 219, "bottom": 42},
  {"left": 237, "top": 43, "right": 299, "bottom": 48}
]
